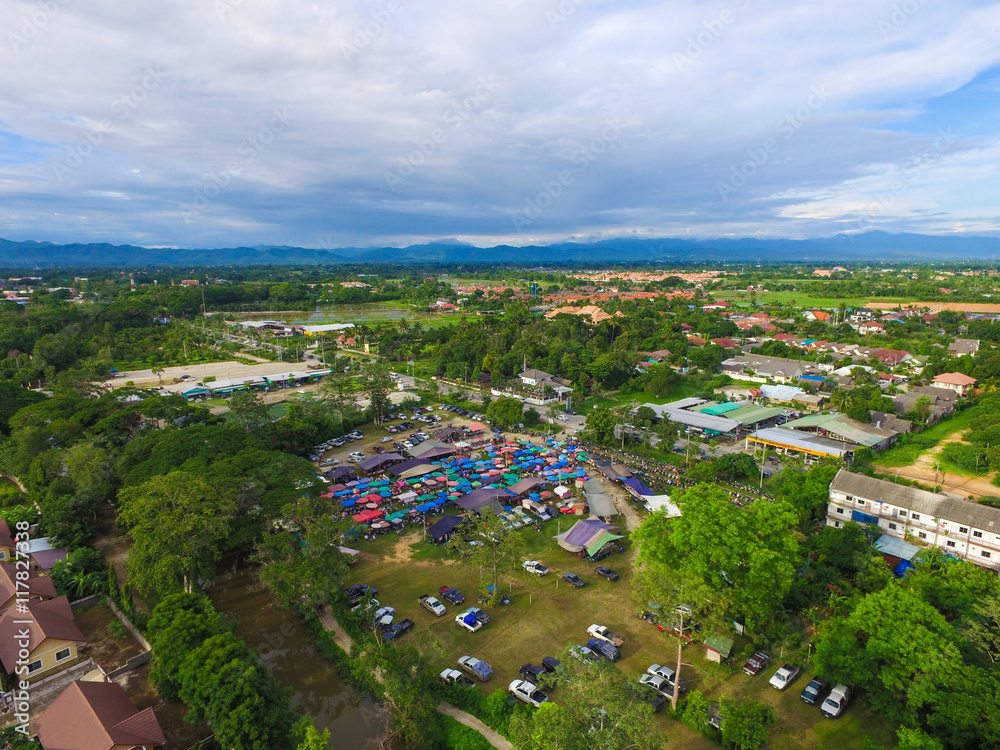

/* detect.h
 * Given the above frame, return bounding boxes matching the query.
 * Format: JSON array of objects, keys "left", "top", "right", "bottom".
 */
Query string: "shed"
[{"left": 703, "top": 633, "right": 734, "bottom": 663}]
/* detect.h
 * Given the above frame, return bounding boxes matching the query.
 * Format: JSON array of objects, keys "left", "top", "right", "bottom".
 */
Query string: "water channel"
[{"left": 210, "top": 563, "right": 389, "bottom": 749}]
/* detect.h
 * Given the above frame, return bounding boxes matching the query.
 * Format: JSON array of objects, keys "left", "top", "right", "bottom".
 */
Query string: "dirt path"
[
  {"left": 317, "top": 604, "right": 355, "bottom": 654},
  {"left": 876, "top": 429, "right": 999, "bottom": 498},
  {"left": 437, "top": 702, "right": 514, "bottom": 750}
]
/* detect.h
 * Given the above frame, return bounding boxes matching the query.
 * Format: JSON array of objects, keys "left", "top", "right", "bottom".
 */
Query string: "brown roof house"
[
  {"left": 0, "top": 596, "right": 85, "bottom": 681},
  {"left": 34, "top": 680, "right": 165, "bottom": 750},
  {"left": 0, "top": 561, "right": 57, "bottom": 612},
  {"left": 0, "top": 518, "right": 17, "bottom": 562}
]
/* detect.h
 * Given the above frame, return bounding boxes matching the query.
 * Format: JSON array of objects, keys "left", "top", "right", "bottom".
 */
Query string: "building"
[
  {"left": 948, "top": 339, "right": 980, "bottom": 357},
  {"left": 746, "top": 427, "right": 852, "bottom": 462},
  {"left": 179, "top": 279, "right": 199, "bottom": 286},
  {"left": 931, "top": 372, "right": 977, "bottom": 396},
  {"left": 892, "top": 386, "right": 958, "bottom": 423},
  {"left": 827, "top": 470, "right": 1000, "bottom": 571},
  {"left": 720, "top": 354, "right": 831, "bottom": 384},
  {"left": 0, "top": 561, "right": 56, "bottom": 612},
  {"left": 0, "top": 596, "right": 86, "bottom": 680},
  {"left": 0, "top": 519, "right": 15, "bottom": 561},
  {"left": 299, "top": 323, "right": 355, "bottom": 335},
  {"left": 783, "top": 411, "right": 911, "bottom": 451},
  {"left": 33, "top": 680, "right": 165, "bottom": 750}
]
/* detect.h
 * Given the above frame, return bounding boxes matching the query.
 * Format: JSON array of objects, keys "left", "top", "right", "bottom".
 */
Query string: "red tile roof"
[
  {"left": 34, "top": 680, "right": 165, "bottom": 750},
  {"left": 0, "top": 596, "right": 85, "bottom": 673}
]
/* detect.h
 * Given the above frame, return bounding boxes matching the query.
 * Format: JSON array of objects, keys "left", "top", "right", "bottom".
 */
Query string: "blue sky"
[{"left": 2, "top": 0, "right": 1000, "bottom": 249}]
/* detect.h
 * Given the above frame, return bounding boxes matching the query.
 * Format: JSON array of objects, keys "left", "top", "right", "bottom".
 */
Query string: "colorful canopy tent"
[
  {"left": 554, "top": 518, "right": 620, "bottom": 553},
  {"left": 582, "top": 530, "right": 623, "bottom": 556},
  {"left": 407, "top": 441, "right": 458, "bottom": 460}
]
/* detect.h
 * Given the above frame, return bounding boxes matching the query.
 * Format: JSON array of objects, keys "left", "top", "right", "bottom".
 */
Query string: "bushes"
[{"left": 439, "top": 716, "right": 492, "bottom": 750}]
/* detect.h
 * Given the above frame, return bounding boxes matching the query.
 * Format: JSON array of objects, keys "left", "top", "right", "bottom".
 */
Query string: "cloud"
[{"left": 1, "top": 0, "right": 999, "bottom": 248}]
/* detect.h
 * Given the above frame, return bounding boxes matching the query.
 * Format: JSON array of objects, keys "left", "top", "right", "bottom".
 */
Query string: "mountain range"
[{"left": 2, "top": 231, "right": 1000, "bottom": 268}]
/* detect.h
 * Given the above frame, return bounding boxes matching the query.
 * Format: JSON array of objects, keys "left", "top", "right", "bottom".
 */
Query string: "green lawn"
[
  {"left": 716, "top": 291, "right": 916, "bottom": 309},
  {"left": 345, "top": 510, "right": 896, "bottom": 749}
]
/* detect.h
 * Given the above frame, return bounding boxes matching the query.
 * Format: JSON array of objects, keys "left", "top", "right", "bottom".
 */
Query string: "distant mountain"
[{"left": 2, "top": 231, "right": 999, "bottom": 268}]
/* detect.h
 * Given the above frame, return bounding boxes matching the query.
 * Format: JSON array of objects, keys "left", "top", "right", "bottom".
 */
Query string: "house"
[
  {"left": 34, "top": 680, "right": 165, "bottom": 750},
  {"left": 850, "top": 308, "right": 876, "bottom": 322},
  {"left": 711, "top": 338, "right": 739, "bottom": 349},
  {"left": 520, "top": 369, "right": 554, "bottom": 386},
  {"left": 804, "top": 311, "right": 831, "bottom": 322},
  {"left": 0, "top": 596, "right": 86, "bottom": 681},
  {"left": 719, "top": 354, "right": 831, "bottom": 384},
  {"left": 0, "top": 561, "right": 56, "bottom": 612},
  {"left": 784, "top": 412, "right": 911, "bottom": 451},
  {"left": 0, "top": 519, "right": 15, "bottom": 561},
  {"left": 932, "top": 372, "right": 978, "bottom": 396},
  {"left": 949, "top": 339, "right": 980, "bottom": 357},
  {"left": 827, "top": 470, "right": 1000, "bottom": 571},
  {"left": 702, "top": 301, "right": 730, "bottom": 311},
  {"left": 893, "top": 386, "right": 958, "bottom": 423},
  {"left": 874, "top": 348, "right": 912, "bottom": 367},
  {"left": 179, "top": 279, "right": 199, "bottom": 286},
  {"left": 857, "top": 322, "right": 884, "bottom": 335},
  {"left": 687, "top": 335, "right": 708, "bottom": 347}
]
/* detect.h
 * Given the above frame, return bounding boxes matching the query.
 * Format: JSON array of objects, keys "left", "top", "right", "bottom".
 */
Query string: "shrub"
[{"left": 439, "top": 716, "right": 491, "bottom": 750}]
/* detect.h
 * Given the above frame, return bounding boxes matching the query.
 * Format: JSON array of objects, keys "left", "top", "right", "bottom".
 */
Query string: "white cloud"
[{"left": 0, "top": 0, "right": 999, "bottom": 247}]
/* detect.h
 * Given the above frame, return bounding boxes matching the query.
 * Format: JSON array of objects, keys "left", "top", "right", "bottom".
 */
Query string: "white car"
[
  {"left": 522, "top": 560, "right": 549, "bottom": 576},
  {"left": 321, "top": 458, "right": 339, "bottom": 466},
  {"left": 769, "top": 664, "right": 800, "bottom": 691},
  {"left": 647, "top": 664, "right": 687, "bottom": 692},
  {"left": 455, "top": 609, "right": 483, "bottom": 633},
  {"left": 348, "top": 452, "right": 365, "bottom": 462},
  {"left": 297, "top": 389, "right": 308, "bottom": 394},
  {"left": 821, "top": 684, "right": 850, "bottom": 718},
  {"left": 638, "top": 673, "right": 673, "bottom": 699},
  {"left": 509, "top": 679, "right": 548, "bottom": 708}
]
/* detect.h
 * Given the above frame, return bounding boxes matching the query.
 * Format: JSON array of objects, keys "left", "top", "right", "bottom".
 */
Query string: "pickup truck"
[
  {"left": 769, "top": 664, "right": 800, "bottom": 691},
  {"left": 438, "top": 586, "right": 465, "bottom": 605},
  {"left": 509, "top": 679, "right": 548, "bottom": 708},
  {"left": 522, "top": 560, "right": 549, "bottom": 576},
  {"left": 418, "top": 595, "right": 447, "bottom": 616},
  {"left": 586, "top": 637, "right": 621, "bottom": 662},
  {"left": 743, "top": 651, "right": 771, "bottom": 676},
  {"left": 456, "top": 610, "right": 483, "bottom": 633},
  {"left": 587, "top": 624, "right": 624, "bottom": 647},
  {"left": 439, "top": 668, "right": 475, "bottom": 687},
  {"left": 381, "top": 618, "right": 413, "bottom": 641},
  {"left": 457, "top": 655, "right": 493, "bottom": 682}
]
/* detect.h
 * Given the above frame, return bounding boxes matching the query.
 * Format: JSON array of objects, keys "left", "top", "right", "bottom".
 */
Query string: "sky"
[{"left": 2, "top": 0, "right": 1000, "bottom": 250}]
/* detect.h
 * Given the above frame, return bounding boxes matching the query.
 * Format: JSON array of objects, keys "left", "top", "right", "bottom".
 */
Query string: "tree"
[
  {"left": 361, "top": 361, "right": 394, "bottom": 425},
  {"left": 294, "top": 719, "right": 332, "bottom": 750},
  {"left": 118, "top": 472, "right": 235, "bottom": 595},
  {"left": 147, "top": 593, "right": 227, "bottom": 700},
  {"left": 720, "top": 697, "right": 775, "bottom": 750},
  {"left": 445, "top": 508, "right": 525, "bottom": 604},
  {"left": 895, "top": 727, "right": 944, "bottom": 750},
  {"left": 509, "top": 702, "right": 578, "bottom": 750},
  {"left": 966, "top": 593, "right": 1000, "bottom": 664},
  {"left": 585, "top": 406, "right": 616, "bottom": 445},
  {"left": 256, "top": 515, "right": 352, "bottom": 609},
  {"left": 228, "top": 390, "right": 271, "bottom": 433},
  {"left": 485, "top": 396, "right": 524, "bottom": 428},
  {"left": 320, "top": 367, "right": 355, "bottom": 411},
  {"left": 0, "top": 727, "right": 39, "bottom": 750},
  {"left": 681, "top": 690, "right": 711, "bottom": 734}
]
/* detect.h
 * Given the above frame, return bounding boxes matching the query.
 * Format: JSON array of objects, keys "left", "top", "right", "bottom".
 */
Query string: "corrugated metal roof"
[
  {"left": 875, "top": 534, "right": 922, "bottom": 561},
  {"left": 749, "top": 427, "right": 850, "bottom": 457},
  {"left": 831, "top": 470, "right": 1000, "bottom": 531},
  {"left": 724, "top": 405, "right": 786, "bottom": 425},
  {"left": 700, "top": 402, "right": 741, "bottom": 415}
]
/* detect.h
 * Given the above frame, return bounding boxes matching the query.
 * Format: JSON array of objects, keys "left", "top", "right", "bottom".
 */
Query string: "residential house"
[
  {"left": 949, "top": 339, "right": 980, "bottom": 357},
  {"left": 893, "top": 386, "right": 958, "bottom": 423},
  {"left": 34, "top": 680, "right": 165, "bottom": 750},
  {"left": 0, "top": 561, "right": 56, "bottom": 612},
  {"left": 827, "top": 470, "right": 1000, "bottom": 571},
  {"left": 702, "top": 301, "right": 730, "bottom": 311},
  {"left": 0, "top": 596, "right": 86, "bottom": 681},
  {"left": 720, "top": 354, "right": 831, "bottom": 384},
  {"left": 850, "top": 308, "right": 876, "bottom": 322},
  {"left": 520, "top": 369, "right": 553, "bottom": 386},
  {"left": 0, "top": 519, "right": 15, "bottom": 561},
  {"left": 874, "top": 348, "right": 912, "bottom": 367},
  {"left": 711, "top": 338, "right": 739, "bottom": 350},
  {"left": 857, "top": 321, "right": 885, "bottom": 335},
  {"left": 932, "top": 372, "right": 978, "bottom": 396}
]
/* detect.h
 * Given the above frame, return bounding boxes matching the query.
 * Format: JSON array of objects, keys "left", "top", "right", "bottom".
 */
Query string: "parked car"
[
  {"left": 638, "top": 673, "right": 674, "bottom": 699},
  {"left": 438, "top": 586, "right": 465, "bottom": 605},
  {"left": 563, "top": 573, "right": 585, "bottom": 588},
  {"left": 417, "top": 594, "right": 447, "bottom": 616},
  {"left": 743, "top": 651, "right": 771, "bottom": 676},
  {"left": 586, "top": 637, "right": 621, "bottom": 662},
  {"left": 647, "top": 664, "right": 687, "bottom": 692},
  {"left": 522, "top": 560, "right": 549, "bottom": 576},
  {"left": 707, "top": 702, "right": 723, "bottom": 730},
  {"left": 509, "top": 680, "right": 548, "bottom": 708},
  {"left": 455, "top": 610, "right": 483, "bottom": 633},
  {"left": 345, "top": 584, "right": 377, "bottom": 605},
  {"left": 769, "top": 664, "right": 801, "bottom": 691},
  {"left": 586, "top": 542, "right": 623, "bottom": 562},
  {"left": 518, "top": 664, "right": 546, "bottom": 685},
  {"left": 381, "top": 618, "right": 413, "bottom": 641},
  {"left": 439, "top": 669, "right": 475, "bottom": 687},
  {"left": 464, "top": 606, "right": 489, "bottom": 624},
  {"left": 541, "top": 656, "right": 561, "bottom": 674},
  {"left": 348, "top": 452, "right": 365, "bottom": 462},
  {"left": 587, "top": 624, "right": 624, "bottom": 646},
  {"left": 631, "top": 683, "right": 667, "bottom": 712},
  {"left": 821, "top": 684, "right": 850, "bottom": 718},
  {"left": 800, "top": 677, "right": 829, "bottom": 705},
  {"left": 595, "top": 566, "right": 619, "bottom": 581},
  {"left": 457, "top": 655, "right": 493, "bottom": 682}
]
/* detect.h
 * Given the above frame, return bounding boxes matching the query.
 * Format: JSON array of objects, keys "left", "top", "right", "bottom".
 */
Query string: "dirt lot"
[
  {"left": 75, "top": 602, "right": 145, "bottom": 671},
  {"left": 876, "top": 430, "right": 1000, "bottom": 498}
]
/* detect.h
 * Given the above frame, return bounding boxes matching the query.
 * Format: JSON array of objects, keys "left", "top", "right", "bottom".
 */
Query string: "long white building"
[{"left": 827, "top": 470, "right": 1000, "bottom": 571}]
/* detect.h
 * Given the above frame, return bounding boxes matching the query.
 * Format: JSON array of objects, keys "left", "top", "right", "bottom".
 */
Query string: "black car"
[
  {"left": 800, "top": 677, "right": 829, "bottom": 705},
  {"left": 345, "top": 584, "right": 377, "bottom": 604},
  {"left": 382, "top": 618, "right": 414, "bottom": 641},
  {"left": 632, "top": 685, "right": 668, "bottom": 712},
  {"left": 519, "top": 664, "right": 546, "bottom": 685},
  {"left": 562, "top": 573, "right": 585, "bottom": 588},
  {"left": 595, "top": 566, "right": 619, "bottom": 581},
  {"left": 541, "top": 656, "right": 562, "bottom": 674},
  {"left": 586, "top": 637, "right": 621, "bottom": 662}
]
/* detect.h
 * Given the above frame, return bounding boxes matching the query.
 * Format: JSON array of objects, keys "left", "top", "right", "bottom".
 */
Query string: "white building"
[{"left": 827, "top": 470, "right": 1000, "bottom": 571}]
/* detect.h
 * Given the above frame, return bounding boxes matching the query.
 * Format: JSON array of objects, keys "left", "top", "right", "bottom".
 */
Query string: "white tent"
[{"left": 643, "top": 495, "right": 681, "bottom": 517}]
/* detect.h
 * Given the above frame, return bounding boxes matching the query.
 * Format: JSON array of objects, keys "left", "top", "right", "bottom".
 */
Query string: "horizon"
[{"left": 2, "top": 1, "right": 1000, "bottom": 249}]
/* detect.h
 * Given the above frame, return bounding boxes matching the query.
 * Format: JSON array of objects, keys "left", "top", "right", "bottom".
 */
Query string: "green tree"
[
  {"left": 147, "top": 593, "right": 227, "bottom": 700},
  {"left": 0, "top": 727, "right": 39, "bottom": 750},
  {"left": 509, "top": 702, "right": 578, "bottom": 750},
  {"left": 118, "top": 472, "right": 235, "bottom": 595},
  {"left": 445, "top": 508, "right": 525, "bottom": 604},
  {"left": 227, "top": 390, "right": 271, "bottom": 433},
  {"left": 895, "top": 727, "right": 944, "bottom": 750},
  {"left": 682, "top": 690, "right": 711, "bottom": 734},
  {"left": 965, "top": 593, "right": 1000, "bottom": 664},
  {"left": 720, "top": 697, "right": 775, "bottom": 750},
  {"left": 485, "top": 397, "right": 524, "bottom": 428},
  {"left": 294, "top": 719, "right": 332, "bottom": 750},
  {"left": 361, "top": 361, "right": 394, "bottom": 425},
  {"left": 256, "top": 514, "right": 351, "bottom": 609},
  {"left": 585, "top": 406, "right": 616, "bottom": 445}
]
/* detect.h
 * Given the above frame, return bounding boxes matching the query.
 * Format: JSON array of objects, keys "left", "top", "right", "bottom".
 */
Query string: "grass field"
[
  {"left": 298, "top": 301, "right": 464, "bottom": 328},
  {"left": 875, "top": 408, "right": 976, "bottom": 468},
  {"left": 346, "top": 511, "right": 896, "bottom": 749},
  {"left": 717, "top": 291, "right": 917, "bottom": 309}
]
